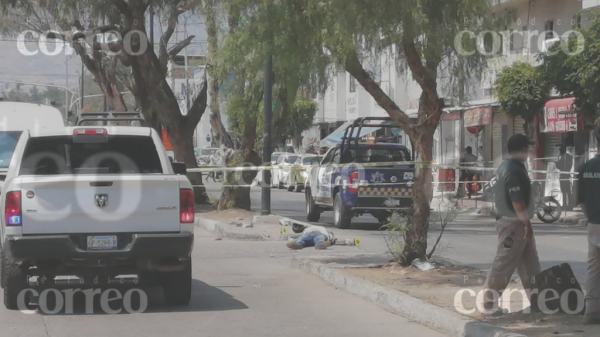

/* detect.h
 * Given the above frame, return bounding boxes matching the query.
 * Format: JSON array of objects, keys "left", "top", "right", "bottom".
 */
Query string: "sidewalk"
[{"left": 293, "top": 255, "right": 598, "bottom": 337}]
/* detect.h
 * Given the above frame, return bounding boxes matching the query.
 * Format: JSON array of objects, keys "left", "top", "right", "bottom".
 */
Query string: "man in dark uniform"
[
  {"left": 482, "top": 134, "right": 541, "bottom": 315},
  {"left": 556, "top": 144, "right": 573, "bottom": 211},
  {"left": 460, "top": 146, "right": 479, "bottom": 199},
  {"left": 576, "top": 125, "right": 600, "bottom": 324}
]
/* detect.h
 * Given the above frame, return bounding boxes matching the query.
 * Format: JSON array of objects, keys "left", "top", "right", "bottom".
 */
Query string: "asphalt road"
[
  {"left": 204, "top": 181, "right": 591, "bottom": 283},
  {"left": 0, "top": 227, "right": 445, "bottom": 337}
]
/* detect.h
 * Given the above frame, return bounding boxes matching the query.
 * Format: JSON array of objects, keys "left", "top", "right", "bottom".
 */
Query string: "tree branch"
[
  {"left": 159, "top": 0, "right": 203, "bottom": 74},
  {"left": 187, "top": 69, "right": 208, "bottom": 123},
  {"left": 168, "top": 35, "right": 195, "bottom": 57},
  {"left": 344, "top": 49, "right": 414, "bottom": 135},
  {"left": 401, "top": 35, "right": 438, "bottom": 104}
]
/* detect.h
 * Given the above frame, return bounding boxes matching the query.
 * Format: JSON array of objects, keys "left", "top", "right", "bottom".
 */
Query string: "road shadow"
[{"left": 26, "top": 279, "right": 248, "bottom": 316}]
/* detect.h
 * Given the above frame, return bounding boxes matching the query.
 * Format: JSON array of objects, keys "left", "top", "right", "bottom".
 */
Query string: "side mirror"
[{"left": 171, "top": 162, "right": 187, "bottom": 175}]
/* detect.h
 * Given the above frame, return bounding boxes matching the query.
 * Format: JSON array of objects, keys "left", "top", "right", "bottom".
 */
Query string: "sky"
[{"left": 0, "top": 12, "right": 208, "bottom": 94}]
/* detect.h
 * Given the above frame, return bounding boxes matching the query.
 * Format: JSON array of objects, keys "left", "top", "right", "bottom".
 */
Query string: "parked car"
[
  {"left": 272, "top": 153, "right": 300, "bottom": 189},
  {"left": 253, "top": 152, "right": 285, "bottom": 185},
  {"left": 286, "top": 155, "right": 322, "bottom": 192},
  {"left": 304, "top": 117, "right": 414, "bottom": 229},
  {"left": 271, "top": 152, "right": 284, "bottom": 165},
  {"left": 0, "top": 102, "right": 66, "bottom": 180},
  {"left": 197, "top": 147, "right": 219, "bottom": 166},
  {"left": 0, "top": 125, "right": 195, "bottom": 310}
]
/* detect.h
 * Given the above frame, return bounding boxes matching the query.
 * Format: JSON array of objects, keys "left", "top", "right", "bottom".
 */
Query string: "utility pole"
[
  {"left": 80, "top": 62, "right": 84, "bottom": 112},
  {"left": 103, "top": 15, "right": 109, "bottom": 112},
  {"left": 261, "top": 54, "right": 273, "bottom": 215},
  {"left": 65, "top": 55, "right": 69, "bottom": 119}
]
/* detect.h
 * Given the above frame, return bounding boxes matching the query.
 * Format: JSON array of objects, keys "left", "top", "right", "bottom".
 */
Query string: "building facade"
[{"left": 305, "top": 0, "right": 587, "bottom": 193}]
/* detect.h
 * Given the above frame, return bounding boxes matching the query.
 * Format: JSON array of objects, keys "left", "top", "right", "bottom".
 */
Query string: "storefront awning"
[
  {"left": 542, "top": 97, "right": 582, "bottom": 133},
  {"left": 464, "top": 107, "right": 492, "bottom": 127}
]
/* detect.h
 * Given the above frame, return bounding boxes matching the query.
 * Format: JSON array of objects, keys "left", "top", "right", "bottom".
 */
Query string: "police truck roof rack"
[
  {"left": 340, "top": 117, "right": 396, "bottom": 150},
  {"left": 75, "top": 111, "right": 148, "bottom": 126}
]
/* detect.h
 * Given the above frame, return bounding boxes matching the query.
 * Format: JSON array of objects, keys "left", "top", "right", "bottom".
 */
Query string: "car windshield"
[
  {"left": 271, "top": 153, "right": 281, "bottom": 161},
  {"left": 20, "top": 135, "right": 163, "bottom": 175},
  {"left": 201, "top": 149, "right": 217, "bottom": 156},
  {"left": 0, "top": 131, "right": 22, "bottom": 168},
  {"left": 286, "top": 156, "right": 299, "bottom": 163},
  {"left": 303, "top": 157, "right": 320, "bottom": 165},
  {"left": 346, "top": 147, "right": 410, "bottom": 163}
]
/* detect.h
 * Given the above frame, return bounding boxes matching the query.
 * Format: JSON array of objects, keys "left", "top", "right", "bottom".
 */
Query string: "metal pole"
[
  {"left": 80, "top": 62, "right": 84, "bottom": 112},
  {"left": 65, "top": 56, "right": 69, "bottom": 119},
  {"left": 261, "top": 54, "right": 273, "bottom": 215},
  {"left": 104, "top": 15, "right": 109, "bottom": 112}
]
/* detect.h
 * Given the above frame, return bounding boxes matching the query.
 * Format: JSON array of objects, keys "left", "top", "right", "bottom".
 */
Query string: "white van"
[{"left": 0, "top": 102, "right": 65, "bottom": 171}]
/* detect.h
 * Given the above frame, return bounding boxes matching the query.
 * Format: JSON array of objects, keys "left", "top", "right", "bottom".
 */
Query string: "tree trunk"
[
  {"left": 123, "top": 4, "right": 209, "bottom": 204},
  {"left": 217, "top": 149, "right": 261, "bottom": 210},
  {"left": 400, "top": 126, "right": 435, "bottom": 265},
  {"left": 218, "top": 99, "right": 260, "bottom": 210},
  {"left": 293, "top": 133, "right": 302, "bottom": 153},
  {"left": 203, "top": 0, "right": 234, "bottom": 149}
]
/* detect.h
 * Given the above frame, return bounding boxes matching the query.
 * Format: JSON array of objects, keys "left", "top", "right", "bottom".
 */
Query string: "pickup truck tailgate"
[
  {"left": 20, "top": 175, "right": 181, "bottom": 235},
  {"left": 356, "top": 166, "right": 414, "bottom": 208}
]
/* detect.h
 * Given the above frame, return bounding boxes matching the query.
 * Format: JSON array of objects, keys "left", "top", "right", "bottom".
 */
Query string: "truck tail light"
[
  {"left": 5, "top": 191, "right": 22, "bottom": 226},
  {"left": 349, "top": 171, "right": 359, "bottom": 194},
  {"left": 73, "top": 128, "right": 107, "bottom": 135},
  {"left": 180, "top": 189, "right": 195, "bottom": 223}
]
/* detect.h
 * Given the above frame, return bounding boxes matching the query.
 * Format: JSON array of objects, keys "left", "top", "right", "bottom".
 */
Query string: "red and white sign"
[
  {"left": 543, "top": 98, "right": 581, "bottom": 133},
  {"left": 464, "top": 107, "right": 492, "bottom": 127}
]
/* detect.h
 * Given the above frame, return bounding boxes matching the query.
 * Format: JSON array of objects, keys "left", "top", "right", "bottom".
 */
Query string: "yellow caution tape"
[{"left": 187, "top": 162, "right": 578, "bottom": 176}]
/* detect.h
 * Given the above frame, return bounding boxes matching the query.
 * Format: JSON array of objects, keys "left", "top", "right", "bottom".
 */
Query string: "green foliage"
[
  {"left": 540, "top": 11, "right": 600, "bottom": 123},
  {"left": 495, "top": 62, "right": 550, "bottom": 121},
  {"left": 287, "top": 98, "right": 317, "bottom": 136}
]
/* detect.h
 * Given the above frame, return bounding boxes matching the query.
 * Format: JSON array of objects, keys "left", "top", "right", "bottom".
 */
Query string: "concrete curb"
[
  {"left": 292, "top": 257, "right": 527, "bottom": 337},
  {"left": 196, "top": 218, "right": 270, "bottom": 241}
]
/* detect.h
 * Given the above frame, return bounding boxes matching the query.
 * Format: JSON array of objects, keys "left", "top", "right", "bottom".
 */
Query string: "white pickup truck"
[{"left": 0, "top": 126, "right": 195, "bottom": 310}]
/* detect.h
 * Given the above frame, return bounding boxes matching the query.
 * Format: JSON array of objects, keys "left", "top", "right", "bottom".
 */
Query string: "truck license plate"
[{"left": 87, "top": 236, "right": 117, "bottom": 250}]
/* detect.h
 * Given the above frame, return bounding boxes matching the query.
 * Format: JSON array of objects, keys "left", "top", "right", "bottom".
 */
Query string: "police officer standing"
[
  {"left": 482, "top": 134, "right": 541, "bottom": 315},
  {"left": 576, "top": 125, "right": 600, "bottom": 324}
]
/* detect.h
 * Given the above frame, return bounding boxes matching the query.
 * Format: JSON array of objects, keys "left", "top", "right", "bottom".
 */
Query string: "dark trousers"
[{"left": 560, "top": 179, "right": 572, "bottom": 211}]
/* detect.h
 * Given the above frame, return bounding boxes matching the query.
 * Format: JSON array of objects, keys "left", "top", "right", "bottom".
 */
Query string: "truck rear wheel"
[
  {"left": 306, "top": 189, "right": 321, "bottom": 222},
  {"left": 2, "top": 251, "right": 29, "bottom": 310},
  {"left": 333, "top": 194, "right": 351, "bottom": 229},
  {"left": 163, "top": 259, "right": 192, "bottom": 306}
]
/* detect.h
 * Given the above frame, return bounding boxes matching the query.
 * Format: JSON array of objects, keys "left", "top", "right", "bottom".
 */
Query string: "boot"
[{"left": 583, "top": 298, "right": 600, "bottom": 324}]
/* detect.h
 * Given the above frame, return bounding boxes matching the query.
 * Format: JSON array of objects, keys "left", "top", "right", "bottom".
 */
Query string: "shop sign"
[
  {"left": 464, "top": 107, "right": 492, "bottom": 127},
  {"left": 440, "top": 111, "right": 461, "bottom": 121},
  {"left": 543, "top": 97, "right": 580, "bottom": 133}
]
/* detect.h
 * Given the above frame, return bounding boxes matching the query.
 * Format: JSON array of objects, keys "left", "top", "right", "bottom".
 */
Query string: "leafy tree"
[
  {"left": 495, "top": 62, "right": 550, "bottom": 129},
  {"left": 215, "top": 0, "right": 329, "bottom": 209},
  {"left": 29, "top": 86, "right": 43, "bottom": 103},
  {"left": 300, "top": 0, "right": 510, "bottom": 264},
  {"left": 285, "top": 97, "right": 317, "bottom": 152},
  {"left": 540, "top": 13, "right": 598, "bottom": 125},
  {"left": 0, "top": 0, "right": 227, "bottom": 203}
]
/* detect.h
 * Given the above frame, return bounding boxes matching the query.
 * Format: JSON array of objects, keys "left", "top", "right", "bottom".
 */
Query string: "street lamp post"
[{"left": 261, "top": 54, "right": 273, "bottom": 215}]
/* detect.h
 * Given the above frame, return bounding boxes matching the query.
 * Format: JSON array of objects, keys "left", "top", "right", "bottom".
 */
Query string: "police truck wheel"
[
  {"left": 163, "top": 259, "right": 192, "bottom": 306},
  {"left": 306, "top": 189, "right": 321, "bottom": 222},
  {"left": 2, "top": 251, "right": 29, "bottom": 310},
  {"left": 333, "top": 194, "right": 351, "bottom": 229}
]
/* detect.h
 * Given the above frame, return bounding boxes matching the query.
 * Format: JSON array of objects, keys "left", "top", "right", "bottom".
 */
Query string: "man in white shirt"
[{"left": 286, "top": 225, "right": 335, "bottom": 250}]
